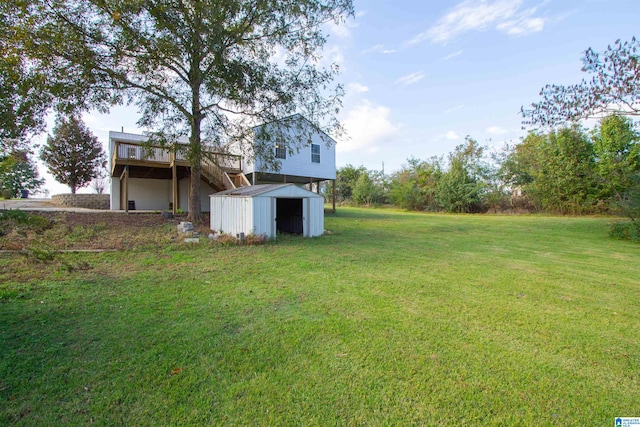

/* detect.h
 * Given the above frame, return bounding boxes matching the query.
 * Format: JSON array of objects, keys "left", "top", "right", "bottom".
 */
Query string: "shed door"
[{"left": 276, "top": 198, "right": 303, "bottom": 234}]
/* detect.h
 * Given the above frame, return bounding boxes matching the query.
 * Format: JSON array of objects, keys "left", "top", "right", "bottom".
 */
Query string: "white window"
[
  {"left": 311, "top": 144, "right": 320, "bottom": 163},
  {"left": 275, "top": 143, "right": 286, "bottom": 159}
]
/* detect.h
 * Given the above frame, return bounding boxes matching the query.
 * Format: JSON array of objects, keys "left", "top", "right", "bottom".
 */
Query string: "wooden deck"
[{"left": 111, "top": 142, "right": 248, "bottom": 213}]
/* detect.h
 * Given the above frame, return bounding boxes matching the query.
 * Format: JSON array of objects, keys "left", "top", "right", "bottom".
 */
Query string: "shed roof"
[{"left": 210, "top": 183, "right": 323, "bottom": 198}]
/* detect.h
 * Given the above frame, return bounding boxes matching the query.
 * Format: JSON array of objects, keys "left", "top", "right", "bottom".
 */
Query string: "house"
[
  {"left": 243, "top": 115, "right": 337, "bottom": 191},
  {"left": 108, "top": 116, "right": 337, "bottom": 212},
  {"left": 108, "top": 131, "right": 248, "bottom": 212},
  {"left": 210, "top": 184, "right": 325, "bottom": 239}
]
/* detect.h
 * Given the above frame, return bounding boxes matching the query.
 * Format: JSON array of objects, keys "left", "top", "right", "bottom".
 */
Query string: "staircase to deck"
[{"left": 200, "top": 157, "right": 251, "bottom": 191}]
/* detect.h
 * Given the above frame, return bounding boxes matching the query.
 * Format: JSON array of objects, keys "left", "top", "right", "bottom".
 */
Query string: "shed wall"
[
  {"left": 210, "top": 196, "right": 253, "bottom": 236},
  {"left": 308, "top": 197, "right": 325, "bottom": 237},
  {"left": 210, "top": 185, "right": 325, "bottom": 239}
]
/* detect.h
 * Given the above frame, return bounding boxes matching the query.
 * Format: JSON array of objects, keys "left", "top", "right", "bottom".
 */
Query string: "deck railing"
[
  {"left": 208, "top": 153, "right": 242, "bottom": 171},
  {"left": 115, "top": 142, "right": 242, "bottom": 171},
  {"left": 116, "top": 143, "right": 171, "bottom": 163}
]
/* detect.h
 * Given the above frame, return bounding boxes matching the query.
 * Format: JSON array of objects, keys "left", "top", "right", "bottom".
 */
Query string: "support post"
[
  {"left": 124, "top": 165, "right": 129, "bottom": 213},
  {"left": 187, "top": 169, "right": 191, "bottom": 213},
  {"left": 172, "top": 156, "right": 178, "bottom": 215},
  {"left": 332, "top": 179, "right": 336, "bottom": 213}
]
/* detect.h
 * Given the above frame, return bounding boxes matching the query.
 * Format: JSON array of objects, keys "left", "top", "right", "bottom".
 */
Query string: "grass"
[{"left": 1, "top": 208, "right": 639, "bottom": 425}]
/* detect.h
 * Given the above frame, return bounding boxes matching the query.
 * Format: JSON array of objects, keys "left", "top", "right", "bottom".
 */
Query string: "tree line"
[{"left": 330, "top": 114, "right": 640, "bottom": 219}]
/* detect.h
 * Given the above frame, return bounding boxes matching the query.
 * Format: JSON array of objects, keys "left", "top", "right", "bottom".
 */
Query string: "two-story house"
[
  {"left": 108, "top": 115, "right": 337, "bottom": 212},
  {"left": 243, "top": 114, "right": 337, "bottom": 190}
]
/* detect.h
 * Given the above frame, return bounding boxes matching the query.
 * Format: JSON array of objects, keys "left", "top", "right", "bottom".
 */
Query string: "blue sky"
[{"left": 36, "top": 0, "right": 640, "bottom": 194}]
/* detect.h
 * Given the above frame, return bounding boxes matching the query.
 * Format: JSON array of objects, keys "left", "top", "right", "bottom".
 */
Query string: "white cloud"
[
  {"left": 445, "top": 131, "right": 461, "bottom": 140},
  {"left": 347, "top": 82, "right": 369, "bottom": 95},
  {"left": 395, "top": 72, "right": 425, "bottom": 86},
  {"left": 443, "top": 104, "right": 465, "bottom": 114},
  {"left": 328, "top": 22, "right": 351, "bottom": 38},
  {"left": 443, "top": 49, "right": 464, "bottom": 60},
  {"left": 497, "top": 15, "right": 544, "bottom": 36},
  {"left": 408, "top": 0, "right": 546, "bottom": 45},
  {"left": 486, "top": 125, "right": 508, "bottom": 135},
  {"left": 327, "top": 15, "right": 359, "bottom": 39},
  {"left": 362, "top": 44, "right": 396, "bottom": 54},
  {"left": 339, "top": 100, "right": 399, "bottom": 153}
]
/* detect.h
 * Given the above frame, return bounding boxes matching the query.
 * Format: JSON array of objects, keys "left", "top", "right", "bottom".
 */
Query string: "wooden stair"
[
  {"left": 200, "top": 157, "right": 250, "bottom": 191},
  {"left": 226, "top": 172, "right": 251, "bottom": 189}
]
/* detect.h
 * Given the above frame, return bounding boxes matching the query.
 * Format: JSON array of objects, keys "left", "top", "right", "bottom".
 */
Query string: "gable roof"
[
  {"left": 210, "top": 183, "right": 323, "bottom": 198},
  {"left": 253, "top": 114, "right": 337, "bottom": 145}
]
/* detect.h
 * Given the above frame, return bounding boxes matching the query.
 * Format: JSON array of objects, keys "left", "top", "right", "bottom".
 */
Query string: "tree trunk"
[
  {"left": 187, "top": 101, "right": 204, "bottom": 223},
  {"left": 187, "top": 34, "right": 204, "bottom": 223},
  {"left": 188, "top": 163, "right": 202, "bottom": 222}
]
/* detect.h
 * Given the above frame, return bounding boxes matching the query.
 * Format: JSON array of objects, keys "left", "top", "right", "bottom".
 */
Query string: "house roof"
[
  {"left": 210, "top": 183, "right": 323, "bottom": 198},
  {"left": 252, "top": 114, "right": 337, "bottom": 145}
]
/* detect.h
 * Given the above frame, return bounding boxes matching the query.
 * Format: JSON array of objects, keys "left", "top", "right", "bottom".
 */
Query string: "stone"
[
  {"left": 183, "top": 238, "right": 200, "bottom": 243},
  {"left": 161, "top": 211, "right": 174, "bottom": 219},
  {"left": 177, "top": 221, "right": 194, "bottom": 233}
]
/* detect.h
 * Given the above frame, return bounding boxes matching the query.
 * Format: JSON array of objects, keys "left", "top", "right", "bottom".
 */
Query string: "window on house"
[
  {"left": 127, "top": 146, "right": 137, "bottom": 159},
  {"left": 311, "top": 144, "right": 320, "bottom": 163},
  {"left": 275, "top": 143, "right": 286, "bottom": 159}
]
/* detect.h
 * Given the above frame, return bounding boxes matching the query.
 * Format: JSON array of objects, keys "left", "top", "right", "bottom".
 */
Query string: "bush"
[{"left": 609, "top": 221, "right": 640, "bottom": 242}]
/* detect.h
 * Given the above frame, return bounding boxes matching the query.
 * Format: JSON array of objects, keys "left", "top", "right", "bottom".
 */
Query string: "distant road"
[{"left": 0, "top": 198, "right": 106, "bottom": 212}]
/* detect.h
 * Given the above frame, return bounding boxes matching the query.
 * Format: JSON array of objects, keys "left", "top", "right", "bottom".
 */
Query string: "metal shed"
[{"left": 209, "top": 184, "right": 325, "bottom": 239}]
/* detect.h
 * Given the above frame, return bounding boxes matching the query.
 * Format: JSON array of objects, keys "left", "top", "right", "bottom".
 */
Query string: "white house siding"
[
  {"left": 110, "top": 177, "right": 171, "bottom": 211},
  {"left": 176, "top": 179, "right": 214, "bottom": 213},
  {"left": 178, "top": 178, "right": 189, "bottom": 212},
  {"left": 200, "top": 183, "right": 213, "bottom": 213},
  {"left": 244, "top": 120, "right": 336, "bottom": 181},
  {"left": 110, "top": 176, "right": 213, "bottom": 212},
  {"left": 109, "top": 177, "right": 119, "bottom": 210}
]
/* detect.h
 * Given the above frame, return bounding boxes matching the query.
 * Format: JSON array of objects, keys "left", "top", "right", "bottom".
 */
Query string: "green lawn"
[{"left": 1, "top": 208, "right": 639, "bottom": 425}]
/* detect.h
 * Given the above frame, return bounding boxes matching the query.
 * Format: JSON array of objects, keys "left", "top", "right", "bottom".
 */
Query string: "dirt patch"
[{"left": 0, "top": 211, "right": 211, "bottom": 251}]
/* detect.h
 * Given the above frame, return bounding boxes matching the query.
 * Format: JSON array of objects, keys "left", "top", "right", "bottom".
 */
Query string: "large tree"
[
  {"left": 331, "top": 165, "right": 368, "bottom": 203},
  {"left": 40, "top": 116, "right": 106, "bottom": 194},
  {"left": 591, "top": 115, "right": 640, "bottom": 203},
  {"left": 522, "top": 37, "right": 640, "bottom": 127},
  {"left": 1, "top": 3, "right": 50, "bottom": 141},
  {"left": 0, "top": 139, "right": 44, "bottom": 198},
  {"left": 389, "top": 157, "right": 442, "bottom": 211},
  {"left": 436, "top": 137, "right": 487, "bottom": 213},
  {"left": 1, "top": 1, "right": 99, "bottom": 141},
  {"left": 502, "top": 126, "right": 597, "bottom": 214},
  {"left": 18, "top": 0, "right": 352, "bottom": 221}
]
